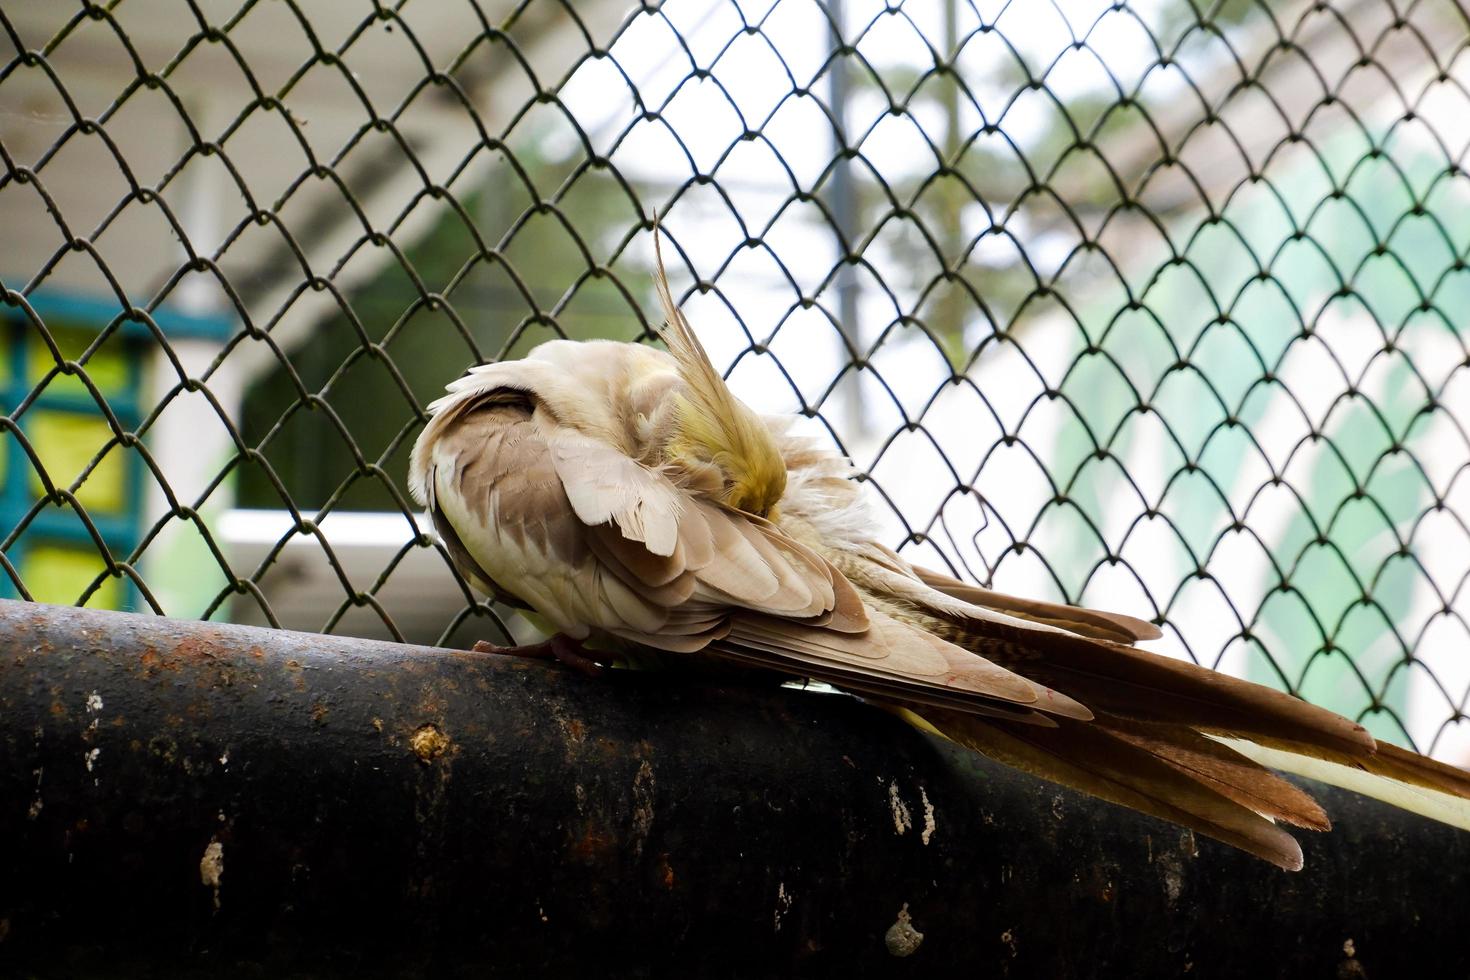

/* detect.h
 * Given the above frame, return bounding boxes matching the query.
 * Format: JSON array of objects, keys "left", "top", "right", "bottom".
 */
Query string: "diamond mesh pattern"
[{"left": 3, "top": 0, "right": 1469, "bottom": 759}]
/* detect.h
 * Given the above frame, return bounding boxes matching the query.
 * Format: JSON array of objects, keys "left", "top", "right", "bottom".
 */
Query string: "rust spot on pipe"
[
  {"left": 571, "top": 828, "right": 615, "bottom": 860},
  {"left": 173, "top": 636, "right": 224, "bottom": 662},
  {"left": 410, "top": 723, "right": 450, "bottom": 764},
  {"left": 283, "top": 659, "right": 307, "bottom": 691}
]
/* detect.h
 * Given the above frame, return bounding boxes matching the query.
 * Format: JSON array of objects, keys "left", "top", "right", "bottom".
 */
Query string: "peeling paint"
[
  {"left": 410, "top": 723, "right": 450, "bottom": 763},
  {"left": 774, "top": 882, "right": 793, "bottom": 933},
  {"left": 885, "top": 903, "right": 923, "bottom": 957},
  {"left": 85, "top": 692, "right": 103, "bottom": 713},
  {"left": 83, "top": 748, "right": 100, "bottom": 773},
  {"left": 1339, "top": 937, "right": 1368, "bottom": 978},
  {"left": 888, "top": 780, "right": 912, "bottom": 835},
  {"left": 630, "top": 759, "right": 655, "bottom": 858},
  {"left": 199, "top": 839, "right": 224, "bottom": 911},
  {"left": 27, "top": 766, "right": 42, "bottom": 820},
  {"left": 548, "top": 701, "right": 587, "bottom": 749},
  {"left": 1158, "top": 850, "right": 1184, "bottom": 905},
  {"left": 919, "top": 786, "right": 936, "bottom": 845}
]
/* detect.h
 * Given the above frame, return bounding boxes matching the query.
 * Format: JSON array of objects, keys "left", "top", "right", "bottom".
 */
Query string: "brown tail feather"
[
  {"left": 955, "top": 623, "right": 1376, "bottom": 762},
  {"left": 1101, "top": 718, "right": 1330, "bottom": 831},
  {"left": 895, "top": 562, "right": 1373, "bottom": 764},
  {"left": 923, "top": 709, "right": 1307, "bottom": 870}
]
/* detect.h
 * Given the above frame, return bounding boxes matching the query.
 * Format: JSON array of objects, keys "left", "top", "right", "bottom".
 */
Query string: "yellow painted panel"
[
  {"left": 27, "top": 410, "right": 128, "bottom": 514},
  {"left": 21, "top": 542, "right": 122, "bottom": 608},
  {"left": 27, "top": 324, "right": 129, "bottom": 397}
]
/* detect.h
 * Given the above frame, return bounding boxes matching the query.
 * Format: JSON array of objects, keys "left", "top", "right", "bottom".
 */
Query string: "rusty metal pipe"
[{"left": 0, "top": 598, "right": 1463, "bottom": 977}]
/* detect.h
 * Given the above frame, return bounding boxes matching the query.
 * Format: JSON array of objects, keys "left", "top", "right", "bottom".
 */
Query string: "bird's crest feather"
[{"left": 652, "top": 229, "right": 787, "bottom": 517}]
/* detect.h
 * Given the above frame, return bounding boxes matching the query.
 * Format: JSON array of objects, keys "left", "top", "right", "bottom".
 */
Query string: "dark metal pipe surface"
[{"left": 0, "top": 599, "right": 1464, "bottom": 978}]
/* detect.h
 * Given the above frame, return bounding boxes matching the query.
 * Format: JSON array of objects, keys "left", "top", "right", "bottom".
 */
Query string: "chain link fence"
[{"left": 3, "top": 0, "right": 1469, "bottom": 761}]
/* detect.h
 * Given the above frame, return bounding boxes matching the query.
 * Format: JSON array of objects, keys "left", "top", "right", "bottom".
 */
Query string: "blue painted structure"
[{"left": 0, "top": 285, "right": 235, "bottom": 608}]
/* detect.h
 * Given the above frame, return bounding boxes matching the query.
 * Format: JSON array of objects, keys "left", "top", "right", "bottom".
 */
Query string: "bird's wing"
[
  {"left": 714, "top": 608, "right": 1094, "bottom": 724},
  {"left": 423, "top": 392, "right": 1084, "bottom": 721},
  {"left": 911, "top": 562, "right": 1162, "bottom": 643}
]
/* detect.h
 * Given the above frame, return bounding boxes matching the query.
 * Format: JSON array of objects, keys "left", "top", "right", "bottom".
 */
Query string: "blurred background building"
[{"left": 4, "top": 0, "right": 1469, "bottom": 761}]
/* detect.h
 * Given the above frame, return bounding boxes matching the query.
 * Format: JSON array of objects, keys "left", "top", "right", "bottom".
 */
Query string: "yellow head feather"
[{"left": 652, "top": 230, "right": 787, "bottom": 517}]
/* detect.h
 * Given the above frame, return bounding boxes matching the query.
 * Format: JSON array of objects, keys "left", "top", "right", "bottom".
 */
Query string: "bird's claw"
[{"left": 471, "top": 634, "right": 606, "bottom": 678}]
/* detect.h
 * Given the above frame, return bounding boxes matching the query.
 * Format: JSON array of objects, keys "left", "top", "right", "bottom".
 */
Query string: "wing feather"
[
  {"left": 913, "top": 563, "right": 1162, "bottom": 643},
  {"left": 725, "top": 609, "right": 1097, "bottom": 721},
  {"left": 691, "top": 504, "right": 782, "bottom": 603},
  {"left": 550, "top": 429, "right": 683, "bottom": 557}
]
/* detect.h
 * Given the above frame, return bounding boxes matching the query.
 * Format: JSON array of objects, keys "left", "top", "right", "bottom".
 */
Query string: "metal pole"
[
  {"left": 827, "top": 0, "right": 866, "bottom": 440},
  {"left": 0, "top": 598, "right": 1464, "bottom": 977}
]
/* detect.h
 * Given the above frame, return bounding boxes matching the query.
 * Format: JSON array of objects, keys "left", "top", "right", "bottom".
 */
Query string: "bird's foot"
[{"left": 472, "top": 634, "right": 606, "bottom": 678}]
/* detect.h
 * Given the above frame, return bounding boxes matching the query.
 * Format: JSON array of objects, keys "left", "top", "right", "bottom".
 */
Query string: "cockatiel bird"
[{"left": 409, "top": 248, "right": 1470, "bottom": 871}]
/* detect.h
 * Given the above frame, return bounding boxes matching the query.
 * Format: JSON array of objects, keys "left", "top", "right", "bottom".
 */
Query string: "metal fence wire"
[{"left": 3, "top": 0, "right": 1470, "bottom": 761}]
